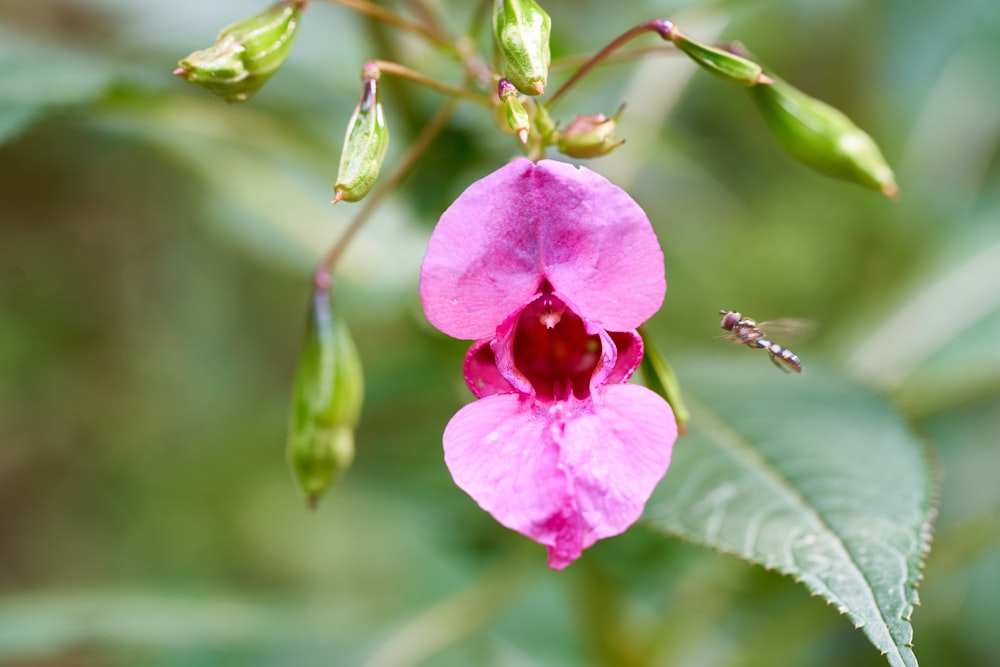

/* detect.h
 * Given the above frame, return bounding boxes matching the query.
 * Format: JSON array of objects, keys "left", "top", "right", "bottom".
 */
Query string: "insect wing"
[{"left": 755, "top": 318, "right": 814, "bottom": 340}]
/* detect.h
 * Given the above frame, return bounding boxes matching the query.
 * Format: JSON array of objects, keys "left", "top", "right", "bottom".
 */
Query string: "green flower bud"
[
  {"left": 174, "top": 0, "right": 305, "bottom": 103},
  {"left": 287, "top": 281, "right": 364, "bottom": 507},
  {"left": 497, "top": 78, "right": 530, "bottom": 144},
  {"left": 669, "top": 28, "right": 768, "bottom": 87},
  {"left": 493, "top": 0, "right": 551, "bottom": 96},
  {"left": 750, "top": 75, "right": 899, "bottom": 197},
  {"left": 639, "top": 331, "right": 690, "bottom": 435},
  {"left": 333, "top": 63, "right": 390, "bottom": 204},
  {"left": 556, "top": 105, "right": 626, "bottom": 158}
]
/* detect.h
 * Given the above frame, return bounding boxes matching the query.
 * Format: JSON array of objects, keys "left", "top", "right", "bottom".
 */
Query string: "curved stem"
[
  {"left": 404, "top": 0, "right": 449, "bottom": 43},
  {"left": 547, "top": 19, "right": 675, "bottom": 109},
  {"left": 315, "top": 100, "right": 459, "bottom": 285},
  {"left": 550, "top": 45, "right": 678, "bottom": 72},
  {"left": 321, "top": 0, "right": 454, "bottom": 53},
  {"left": 370, "top": 59, "right": 492, "bottom": 106}
]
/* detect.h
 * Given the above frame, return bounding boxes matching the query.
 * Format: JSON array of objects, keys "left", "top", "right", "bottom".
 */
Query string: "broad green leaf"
[
  {"left": 0, "top": 29, "right": 119, "bottom": 144},
  {"left": 643, "top": 358, "right": 935, "bottom": 667}
]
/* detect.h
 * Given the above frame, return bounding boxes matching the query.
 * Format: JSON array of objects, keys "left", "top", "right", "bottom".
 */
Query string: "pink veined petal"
[
  {"left": 420, "top": 160, "right": 548, "bottom": 340},
  {"left": 527, "top": 160, "right": 666, "bottom": 331},
  {"left": 559, "top": 384, "right": 676, "bottom": 552},
  {"left": 605, "top": 330, "right": 643, "bottom": 385},
  {"left": 463, "top": 338, "right": 516, "bottom": 398},
  {"left": 442, "top": 386, "right": 676, "bottom": 570},
  {"left": 443, "top": 394, "right": 572, "bottom": 554},
  {"left": 419, "top": 159, "right": 666, "bottom": 340}
]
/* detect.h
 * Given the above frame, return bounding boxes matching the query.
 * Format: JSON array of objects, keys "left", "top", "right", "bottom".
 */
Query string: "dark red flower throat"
[{"left": 513, "top": 284, "right": 601, "bottom": 402}]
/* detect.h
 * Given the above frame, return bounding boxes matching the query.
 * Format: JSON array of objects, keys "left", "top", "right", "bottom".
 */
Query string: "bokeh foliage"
[{"left": 1, "top": 0, "right": 999, "bottom": 665}]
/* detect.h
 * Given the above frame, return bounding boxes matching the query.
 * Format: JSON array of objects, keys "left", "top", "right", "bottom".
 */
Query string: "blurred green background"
[{"left": 1, "top": 0, "right": 999, "bottom": 665}]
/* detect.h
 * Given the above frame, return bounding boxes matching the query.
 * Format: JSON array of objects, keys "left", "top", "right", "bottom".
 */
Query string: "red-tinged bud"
[
  {"left": 286, "top": 280, "right": 364, "bottom": 507},
  {"left": 493, "top": 0, "right": 551, "bottom": 95},
  {"left": 750, "top": 75, "right": 899, "bottom": 198},
  {"left": 556, "top": 105, "right": 626, "bottom": 159},
  {"left": 174, "top": 0, "right": 306, "bottom": 102},
  {"left": 333, "top": 62, "right": 390, "bottom": 203},
  {"left": 498, "top": 78, "right": 530, "bottom": 144}
]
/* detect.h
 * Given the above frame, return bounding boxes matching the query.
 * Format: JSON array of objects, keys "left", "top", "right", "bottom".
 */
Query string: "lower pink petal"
[
  {"left": 559, "top": 384, "right": 677, "bottom": 543},
  {"left": 442, "top": 386, "right": 676, "bottom": 569}
]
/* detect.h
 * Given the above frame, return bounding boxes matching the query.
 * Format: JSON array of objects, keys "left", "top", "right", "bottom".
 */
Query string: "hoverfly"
[{"left": 719, "top": 309, "right": 804, "bottom": 373}]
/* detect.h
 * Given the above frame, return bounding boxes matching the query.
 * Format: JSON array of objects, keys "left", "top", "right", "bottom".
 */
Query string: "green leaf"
[
  {"left": 643, "top": 358, "right": 935, "bottom": 667},
  {"left": 0, "top": 29, "right": 119, "bottom": 144}
]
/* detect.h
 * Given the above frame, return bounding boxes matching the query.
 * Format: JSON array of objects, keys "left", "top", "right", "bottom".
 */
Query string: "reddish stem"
[{"left": 547, "top": 19, "right": 675, "bottom": 108}]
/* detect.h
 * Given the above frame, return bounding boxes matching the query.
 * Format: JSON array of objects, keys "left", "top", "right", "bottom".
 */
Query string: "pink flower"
[{"left": 420, "top": 159, "right": 677, "bottom": 569}]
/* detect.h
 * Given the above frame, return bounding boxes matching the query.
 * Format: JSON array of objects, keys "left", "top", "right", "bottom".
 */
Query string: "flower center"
[{"left": 512, "top": 288, "right": 601, "bottom": 401}]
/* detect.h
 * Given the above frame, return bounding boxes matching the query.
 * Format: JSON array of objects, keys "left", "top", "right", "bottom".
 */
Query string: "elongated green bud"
[
  {"left": 639, "top": 331, "right": 690, "bottom": 435},
  {"left": 749, "top": 74, "right": 899, "bottom": 198},
  {"left": 174, "top": 0, "right": 305, "bottom": 103},
  {"left": 333, "top": 63, "right": 390, "bottom": 204},
  {"left": 493, "top": 0, "right": 551, "bottom": 96},
  {"left": 668, "top": 28, "right": 769, "bottom": 87},
  {"left": 557, "top": 105, "right": 626, "bottom": 158},
  {"left": 498, "top": 78, "right": 530, "bottom": 144},
  {"left": 287, "top": 279, "right": 364, "bottom": 507}
]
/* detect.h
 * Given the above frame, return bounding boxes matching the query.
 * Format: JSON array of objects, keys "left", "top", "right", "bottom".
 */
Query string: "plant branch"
[
  {"left": 315, "top": 100, "right": 459, "bottom": 285},
  {"left": 370, "top": 59, "right": 491, "bottom": 106},
  {"left": 322, "top": 0, "right": 453, "bottom": 52},
  {"left": 547, "top": 19, "right": 675, "bottom": 109}
]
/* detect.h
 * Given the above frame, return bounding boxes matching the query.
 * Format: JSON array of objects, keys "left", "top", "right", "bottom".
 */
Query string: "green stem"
[
  {"left": 369, "top": 59, "right": 492, "bottom": 106},
  {"left": 321, "top": 0, "right": 455, "bottom": 53},
  {"left": 547, "top": 19, "right": 675, "bottom": 109},
  {"left": 550, "top": 45, "right": 677, "bottom": 72},
  {"left": 315, "top": 100, "right": 459, "bottom": 286},
  {"left": 403, "top": 0, "right": 450, "bottom": 43}
]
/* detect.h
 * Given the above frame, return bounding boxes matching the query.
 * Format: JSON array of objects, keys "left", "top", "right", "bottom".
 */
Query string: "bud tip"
[
  {"left": 312, "top": 268, "right": 332, "bottom": 291},
  {"left": 331, "top": 189, "right": 345, "bottom": 205},
  {"left": 882, "top": 181, "right": 901, "bottom": 200},
  {"left": 757, "top": 73, "right": 775, "bottom": 85},
  {"left": 652, "top": 19, "right": 675, "bottom": 40},
  {"left": 172, "top": 66, "right": 189, "bottom": 77},
  {"left": 517, "top": 128, "right": 529, "bottom": 144}
]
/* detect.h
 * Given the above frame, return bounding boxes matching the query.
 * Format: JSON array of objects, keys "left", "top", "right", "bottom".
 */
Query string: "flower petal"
[
  {"left": 463, "top": 338, "right": 516, "bottom": 398},
  {"left": 559, "top": 384, "right": 676, "bottom": 553},
  {"left": 529, "top": 161, "right": 666, "bottom": 332},
  {"left": 420, "top": 159, "right": 665, "bottom": 339},
  {"left": 443, "top": 394, "right": 572, "bottom": 555},
  {"left": 605, "top": 330, "right": 643, "bottom": 385},
  {"left": 420, "top": 160, "right": 548, "bottom": 340},
  {"left": 443, "top": 386, "right": 676, "bottom": 569}
]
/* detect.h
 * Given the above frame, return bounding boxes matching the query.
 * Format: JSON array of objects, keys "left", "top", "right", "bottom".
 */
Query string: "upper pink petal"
[
  {"left": 420, "top": 159, "right": 666, "bottom": 340},
  {"left": 442, "top": 386, "right": 676, "bottom": 569}
]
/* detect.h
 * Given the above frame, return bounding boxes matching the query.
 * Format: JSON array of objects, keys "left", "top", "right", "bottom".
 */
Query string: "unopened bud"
[
  {"left": 497, "top": 79, "right": 530, "bottom": 144},
  {"left": 286, "top": 281, "right": 364, "bottom": 507},
  {"left": 333, "top": 63, "right": 389, "bottom": 203},
  {"left": 668, "top": 28, "right": 769, "bottom": 87},
  {"left": 493, "top": 0, "right": 551, "bottom": 95},
  {"left": 174, "top": 0, "right": 305, "bottom": 103},
  {"left": 639, "top": 331, "right": 690, "bottom": 435},
  {"left": 557, "top": 105, "right": 626, "bottom": 158},
  {"left": 750, "top": 75, "right": 898, "bottom": 197}
]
